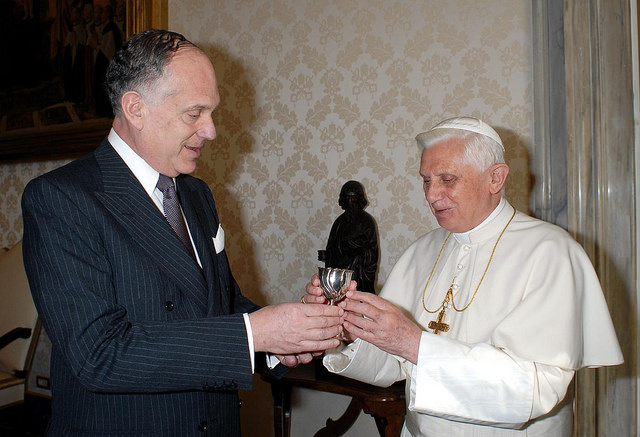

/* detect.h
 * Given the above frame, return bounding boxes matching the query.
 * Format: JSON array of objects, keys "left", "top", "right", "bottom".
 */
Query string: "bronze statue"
[{"left": 319, "top": 181, "right": 379, "bottom": 294}]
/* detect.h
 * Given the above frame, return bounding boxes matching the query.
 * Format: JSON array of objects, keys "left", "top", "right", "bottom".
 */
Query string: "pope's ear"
[
  {"left": 120, "top": 91, "right": 145, "bottom": 130},
  {"left": 489, "top": 163, "right": 509, "bottom": 194}
]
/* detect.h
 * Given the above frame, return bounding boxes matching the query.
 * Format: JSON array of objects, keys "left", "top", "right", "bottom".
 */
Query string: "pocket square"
[{"left": 212, "top": 224, "right": 225, "bottom": 254}]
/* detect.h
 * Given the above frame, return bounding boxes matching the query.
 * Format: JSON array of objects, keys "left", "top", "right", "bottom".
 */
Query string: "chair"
[{"left": 0, "top": 241, "right": 40, "bottom": 408}]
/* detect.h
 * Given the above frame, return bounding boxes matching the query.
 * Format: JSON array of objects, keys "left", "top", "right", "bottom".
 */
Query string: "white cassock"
[{"left": 323, "top": 199, "right": 623, "bottom": 436}]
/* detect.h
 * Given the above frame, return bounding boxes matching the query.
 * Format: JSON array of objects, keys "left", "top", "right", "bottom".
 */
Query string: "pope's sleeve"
[
  {"left": 409, "top": 332, "right": 574, "bottom": 427},
  {"left": 323, "top": 338, "right": 407, "bottom": 387}
]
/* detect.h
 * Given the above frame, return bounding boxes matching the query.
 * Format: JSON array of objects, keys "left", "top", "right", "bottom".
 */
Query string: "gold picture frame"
[{"left": 0, "top": 0, "right": 163, "bottom": 162}]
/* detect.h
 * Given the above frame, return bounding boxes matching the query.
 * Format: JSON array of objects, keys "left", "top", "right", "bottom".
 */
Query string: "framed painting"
[{"left": 0, "top": 0, "right": 156, "bottom": 161}]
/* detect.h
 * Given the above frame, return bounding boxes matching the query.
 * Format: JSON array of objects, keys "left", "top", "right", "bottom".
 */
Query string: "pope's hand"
[
  {"left": 302, "top": 274, "right": 327, "bottom": 304},
  {"left": 339, "top": 290, "right": 422, "bottom": 364},
  {"left": 302, "top": 274, "right": 357, "bottom": 305}
]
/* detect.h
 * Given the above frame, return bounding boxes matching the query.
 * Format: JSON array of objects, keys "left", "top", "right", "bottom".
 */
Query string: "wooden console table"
[{"left": 260, "top": 360, "right": 406, "bottom": 437}]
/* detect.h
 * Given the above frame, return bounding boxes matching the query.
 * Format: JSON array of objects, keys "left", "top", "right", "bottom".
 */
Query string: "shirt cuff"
[
  {"left": 242, "top": 313, "right": 255, "bottom": 373},
  {"left": 266, "top": 353, "right": 281, "bottom": 369},
  {"left": 322, "top": 339, "right": 360, "bottom": 373}
]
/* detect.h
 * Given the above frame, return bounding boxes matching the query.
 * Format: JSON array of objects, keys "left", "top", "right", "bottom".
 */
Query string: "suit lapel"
[
  {"left": 176, "top": 178, "right": 228, "bottom": 316},
  {"left": 92, "top": 142, "right": 208, "bottom": 309}
]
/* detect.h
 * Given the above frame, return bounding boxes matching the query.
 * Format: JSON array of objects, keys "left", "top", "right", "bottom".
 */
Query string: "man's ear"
[
  {"left": 489, "top": 163, "right": 509, "bottom": 194},
  {"left": 120, "top": 91, "right": 145, "bottom": 130}
]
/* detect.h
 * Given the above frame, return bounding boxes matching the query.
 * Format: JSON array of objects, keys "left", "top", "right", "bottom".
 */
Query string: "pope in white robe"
[{"left": 305, "top": 117, "right": 623, "bottom": 436}]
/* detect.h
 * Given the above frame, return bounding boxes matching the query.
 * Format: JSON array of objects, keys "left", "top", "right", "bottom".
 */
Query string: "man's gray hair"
[{"left": 105, "top": 29, "right": 198, "bottom": 115}]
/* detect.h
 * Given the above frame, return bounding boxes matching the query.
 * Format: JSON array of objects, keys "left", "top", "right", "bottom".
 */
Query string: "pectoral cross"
[
  {"left": 428, "top": 308, "right": 450, "bottom": 334},
  {"left": 428, "top": 285, "right": 453, "bottom": 335}
]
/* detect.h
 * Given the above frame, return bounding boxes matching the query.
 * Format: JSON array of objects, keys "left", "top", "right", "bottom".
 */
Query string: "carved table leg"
[
  {"left": 374, "top": 413, "right": 405, "bottom": 437},
  {"left": 314, "top": 397, "right": 362, "bottom": 437}
]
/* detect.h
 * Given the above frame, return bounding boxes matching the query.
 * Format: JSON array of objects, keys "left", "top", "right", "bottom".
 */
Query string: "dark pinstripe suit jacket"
[{"left": 22, "top": 139, "right": 262, "bottom": 436}]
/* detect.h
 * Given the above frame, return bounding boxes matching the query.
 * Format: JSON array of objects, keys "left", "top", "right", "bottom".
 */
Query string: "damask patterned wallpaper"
[
  {"left": 0, "top": 160, "right": 70, "bottom": 248},
  {"left": 171, "top": 0, "right": 533, "bottom": 305}
]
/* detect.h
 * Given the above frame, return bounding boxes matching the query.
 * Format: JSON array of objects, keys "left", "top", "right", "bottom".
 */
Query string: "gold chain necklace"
[{"left": 422, "top": 208, "right": 516, "bottom": 334}]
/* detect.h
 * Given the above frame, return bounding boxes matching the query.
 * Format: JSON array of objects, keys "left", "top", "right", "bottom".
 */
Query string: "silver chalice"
[{"left": 318, "top": 267, "right": 353, "bottom": 305}]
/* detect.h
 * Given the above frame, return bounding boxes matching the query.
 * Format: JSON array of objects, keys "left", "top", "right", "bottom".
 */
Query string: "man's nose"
[
  {"left": 424, "top": 183, "right": 440, "bottom": 203},
  {"left": 198, "top": 116, "right": 216, "bottom": 140}
]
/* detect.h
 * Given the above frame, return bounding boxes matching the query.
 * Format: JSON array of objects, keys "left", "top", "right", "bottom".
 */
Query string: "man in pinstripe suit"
[{"left": 21, "top": 30, "right": 344, "bottom": 436}]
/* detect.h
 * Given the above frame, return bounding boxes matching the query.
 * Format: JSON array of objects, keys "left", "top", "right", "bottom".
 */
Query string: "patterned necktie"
[{"left": 156, "top": 174, "right": 196, "bottom": 259}]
